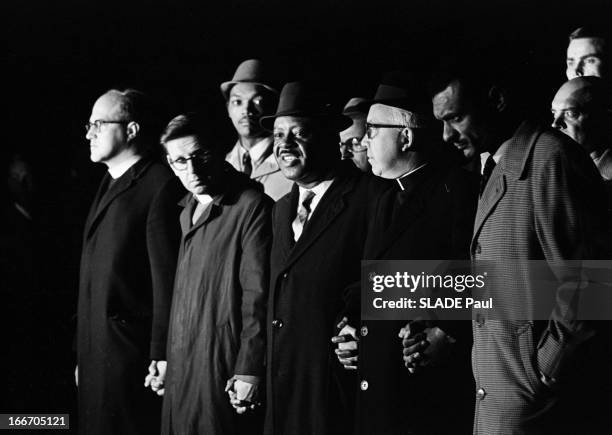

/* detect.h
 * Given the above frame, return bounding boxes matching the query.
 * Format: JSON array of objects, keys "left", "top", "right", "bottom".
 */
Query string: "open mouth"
[{"left": 277, "top": 149, "right": 301, "bottom": 164}]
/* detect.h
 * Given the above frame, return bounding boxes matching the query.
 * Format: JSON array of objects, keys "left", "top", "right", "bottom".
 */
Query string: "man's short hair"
[
  {"left": 568, "top": 26, "right": 608, "bottom": 42},
  {"left": 106, "top": 88, "right": 163, "bottom": 152},
  {"left": 160, "top": 113, "right": 224, "bottom": 157},
  {"left": 428, "top": 55, "right": 495, "bottom": 105}
]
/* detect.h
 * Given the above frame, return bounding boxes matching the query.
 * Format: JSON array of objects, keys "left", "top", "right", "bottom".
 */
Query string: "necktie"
[
  {"left": 242, "top": 151, "right": 253, "bottom": 177},
  {"left": 293, "top": 190, "right": 316, "bottom": 241},
  {"left": 479, "top": 155, "right": 496, "bottom": 198}
]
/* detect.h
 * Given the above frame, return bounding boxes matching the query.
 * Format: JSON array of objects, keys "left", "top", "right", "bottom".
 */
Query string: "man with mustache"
[
  {"left": 223, "top": 59, "right": 293, "bottom": 200},
  {"left": 261, "top": 81, "right": 390, "bottom": 435},
  {"left": 431, "top": 58, "right": 609, "bottom": 434}
]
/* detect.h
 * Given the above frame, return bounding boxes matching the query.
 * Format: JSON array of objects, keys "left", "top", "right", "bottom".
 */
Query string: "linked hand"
[
  {"left": 399, "top": 323, "right": 454, "bottom": 374},
  {"left": 225, "top": 378, "right": 260, "bottom": 414},
  {"left": 331, "top": 317, "right": 358, "bottom": 370},
  {"left": 144, "top": 360, "right": 167, "bottom": 396}
]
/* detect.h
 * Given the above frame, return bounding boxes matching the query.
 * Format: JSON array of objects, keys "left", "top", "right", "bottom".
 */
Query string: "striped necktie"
[{"left": 293, "top": 190, "right": 315, "bottom": 241}]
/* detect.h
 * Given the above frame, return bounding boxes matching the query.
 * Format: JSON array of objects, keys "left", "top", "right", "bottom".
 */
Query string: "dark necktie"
[
  {"left": 479, "top": 155, "right": 496, "bottom": 198},
  {"left": 242, "top": 151, "right": 253, "bottom": 177}
]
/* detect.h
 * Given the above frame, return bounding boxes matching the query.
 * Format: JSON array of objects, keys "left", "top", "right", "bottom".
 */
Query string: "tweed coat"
[
  {"left": 265, "top": 162, "right": 391, "bottom": 435},
  {"left": 161, "top": 169, "right": 272, "bottom": 435},
  {"left": 77, "top": 158, "right": 183, "bottom": 435},
  {"left": 226, "top": 137, "right": 293, "bottom": 201},
  {"left": 470, "top": 121, "right": 609, "bottom": 434},
  {"left": 357, "top": 161, "right": 478, "bottom": 435}
]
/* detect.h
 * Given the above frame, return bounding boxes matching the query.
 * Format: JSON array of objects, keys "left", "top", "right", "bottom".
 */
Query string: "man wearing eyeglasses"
[
  {"left": 151, "top": 113, "right": 271, "bottom": 435},
  {"left": 77, "top": 89, "right": 183, "bottom": 435},
  {"left": 222, "top": 59, "right": 293, "bottom": 200},
  {"left": 333, "top": 73, "right": 477, "bottom": 434},
  {"left": 339, "top": 98, "right": 371, "bottom": 172}
]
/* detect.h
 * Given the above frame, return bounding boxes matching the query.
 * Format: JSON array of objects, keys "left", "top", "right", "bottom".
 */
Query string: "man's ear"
[
  {"left": 488, "top": 86, "right": 507, "bottom": 113},
  {"left": 400, "top": 127, "right": 414, "bottom": 152},
  {"left": 126, "top": 121, "right": 140, "bottom": 142}
]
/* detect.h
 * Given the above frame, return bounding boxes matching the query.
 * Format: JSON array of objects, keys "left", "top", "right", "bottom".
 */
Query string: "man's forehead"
[
  {"left": 567, "top": 37, "right": 605, "bottom": 56},
  {"left": 273, "top": 116, "right": 313, "bottom": 129},
  {"left": 229, "top": 83, "right": 267, "bottom": 99},
  {"left": 433, "top": 82, "right": 463, "bottom": 114},
  {"left": 166, "top": 135, "right": 202, "bottom": 154},
  {"left": 91, "top": 93, "right": 123, "bottom": 117},
  {"left": 553, "top": 80, "right": 596, "bottom": 108}
]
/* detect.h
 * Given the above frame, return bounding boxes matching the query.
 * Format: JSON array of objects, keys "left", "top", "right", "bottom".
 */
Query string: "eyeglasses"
[
  {"left": 85, "top": 119, "right": 130, "bottom": 133},
  {"left": 167, "top": 150, "right": 214, "bottom": 171},
  {"left": 339, "top": 137, "right": 367, "bottom": 153},
  {"left": 365, "top": 122, "right": 406, "bottom": 139}
]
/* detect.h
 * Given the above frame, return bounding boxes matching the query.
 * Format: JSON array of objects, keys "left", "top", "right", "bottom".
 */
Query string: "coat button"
[
  {"left": 476, "top": 388, "right": 486, "bottom": 400},
  {"left": 360, "top": 380, "right": 369, "bottom": 391},
  {"left": 360, "top": 326, "right": 369, "bottom": 337},
  {"left": 282, "top": 273, "right": 288, "bottom": 279},
  {"left": 272, "top": 319, "right": 284, "bottom": 329},
  {"left": 475, "top": 243, "right": 482, "bottom": 255}
]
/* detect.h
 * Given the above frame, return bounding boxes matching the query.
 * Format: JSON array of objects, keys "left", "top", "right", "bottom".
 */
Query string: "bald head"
[{"left": 551, "top": 77, "right": 610, "bottom": 152}]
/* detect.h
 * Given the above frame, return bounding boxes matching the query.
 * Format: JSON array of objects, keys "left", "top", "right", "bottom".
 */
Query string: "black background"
[{"left": 3, "top": 0, "right": 611, "bottom": 427}]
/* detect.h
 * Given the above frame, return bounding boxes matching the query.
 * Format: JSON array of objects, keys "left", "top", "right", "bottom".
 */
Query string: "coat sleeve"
[
  {"left": 533, "top": 137, "right": 605, "bottom": 383},
  {"left": 234, "top": 194, "right": 273, "bottom": 376},
  {"left": 146, "top": 177, "right": 183, "bottom": 360}
]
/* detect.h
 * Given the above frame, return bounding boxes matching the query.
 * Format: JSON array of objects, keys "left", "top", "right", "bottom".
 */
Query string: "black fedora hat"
[
  {"left": 372, "top": 71, "right": 432, "bottom": 115},
  {"left": 260, "top": 81, "right": 352, "bottom": 132},
  {"left": 220, "top": 59, "right": 279, "bottom": 100}
]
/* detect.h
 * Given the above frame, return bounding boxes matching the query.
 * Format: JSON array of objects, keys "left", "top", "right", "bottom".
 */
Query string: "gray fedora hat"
[
  {"left": 259, "top": 81, "right": 352, "bottom": 132},
  {"left": 220, "top": 59, "right": 279, "bottom": 100}
]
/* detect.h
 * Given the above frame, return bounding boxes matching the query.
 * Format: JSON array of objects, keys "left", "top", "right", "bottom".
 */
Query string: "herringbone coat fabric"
[
  {"left": 77, "top": 159, "right": 183, "bottom": 435},
  {"left": 470, "top": 121, "right": 609, "bottom": 435},
  {"left": 265, "top": 162, "right": 391, "bottom": 435}
]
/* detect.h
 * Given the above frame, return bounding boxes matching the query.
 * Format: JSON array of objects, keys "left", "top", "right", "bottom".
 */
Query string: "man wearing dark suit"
[
  {"left": 431, "top": 62, "right": 609, "bottom": 434},
  {"left": 77, "top": 89, "right": 182, "bottom": 435},
  {"left": 334, "top": 74, "right": 477, "bottom": 434},
  {"left": 260, "top": 81, "right": 390, "bottom": 435}
]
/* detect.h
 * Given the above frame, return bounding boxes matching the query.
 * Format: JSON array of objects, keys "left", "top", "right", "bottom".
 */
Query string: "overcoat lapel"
[
  {"left": 85, "top": 159, "right": 152, "bottom": 240},
  {"left": 274, "top": 185, "right": 299, "bottom": 267},
  {"left": 283, "top": 175, "right": 356, "bottom": 269},
  {"left": 471, "top": 121, "right": 540, "bottom": 248}
]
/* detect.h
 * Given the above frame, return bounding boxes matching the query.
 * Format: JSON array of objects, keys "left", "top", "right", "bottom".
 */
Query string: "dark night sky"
[{"left": 4, "top": 0, "right": 611, "bottom": 195}]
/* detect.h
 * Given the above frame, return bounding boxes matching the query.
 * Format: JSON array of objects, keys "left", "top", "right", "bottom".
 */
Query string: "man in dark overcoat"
[
  {"left": 260, "top": 81, "right": 391, "bottom": 435},
  {"left": 154, "top": 113, "right": 272, "bottom": 435},
  {"left": 77, "top": 89, "right": 182, "bottom": 435},
  {"left": 334, "top": 75, "right": 478, "bottom": 434}
]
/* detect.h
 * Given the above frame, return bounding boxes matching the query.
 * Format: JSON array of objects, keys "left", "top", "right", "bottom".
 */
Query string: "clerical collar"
[
  {"left": 108, "top": 155, "right": 142, "bottom": 179},
  {"left": 396, "top": 163, "right": 428, "bottom": 191},
  {"left": 194, "top": 194, "right": 214, "bottom": 206}
]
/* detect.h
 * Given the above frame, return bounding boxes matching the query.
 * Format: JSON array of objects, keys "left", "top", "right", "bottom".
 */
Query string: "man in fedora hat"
[
  {"left": 333, "top": 72, "right": 477, "bottom": 434},
  {"left": 222, "top": 59, "right": 293, "bottom": 200},
  {"left": 339, "top": 97, "right": 370, "bottom": 172},
  {"left": 261, "top": 81, "right": 391, "bottom": 435}
]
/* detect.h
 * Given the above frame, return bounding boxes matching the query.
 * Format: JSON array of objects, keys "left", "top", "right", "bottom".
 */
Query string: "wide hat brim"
[{"left": 260, "top": 109, "right": 352, "bottom": 132}]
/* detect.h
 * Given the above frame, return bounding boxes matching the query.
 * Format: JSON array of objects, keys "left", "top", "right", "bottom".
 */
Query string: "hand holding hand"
[
  {"left": 331, "top": 317, "right": 359, "bottom": 370},
  {"left": 144, "top": 360, "right": 167, "bottom": 396},
  {"left": 225, "top": 378, "right": 260, "bottom": 414}
]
